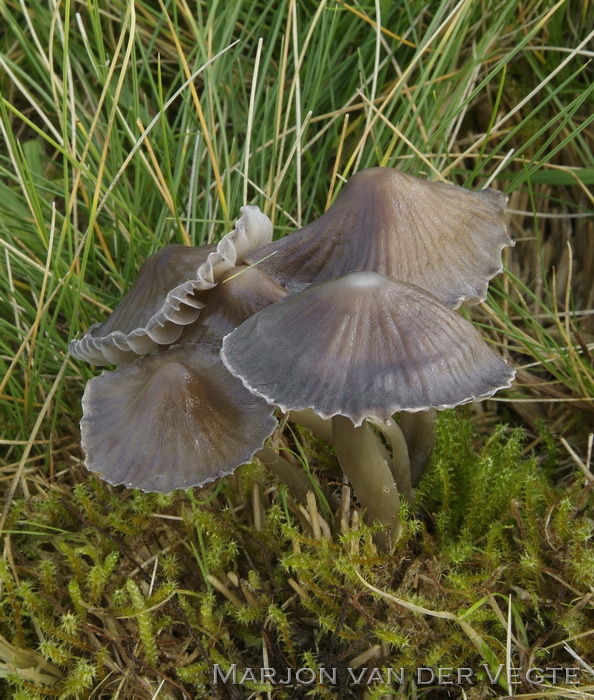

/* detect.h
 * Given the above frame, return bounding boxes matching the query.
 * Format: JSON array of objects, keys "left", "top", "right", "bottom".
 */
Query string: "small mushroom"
[
  {"left": 70, "top": 206, "right": 272, "bottom": 365},
  {"left": 244, "top": 167, "right": 512, "bottom": 308},
  {"left": 221, "top": 271, "right": 515, "bottom": 545},
  {"left": 80, "top": 342, "right": 278, "bottom": 492}
]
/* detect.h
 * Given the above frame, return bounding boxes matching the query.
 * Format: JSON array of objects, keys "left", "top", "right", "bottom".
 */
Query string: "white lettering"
[
  {"left": 565, "top": 668, "right": 579, "bottom": 684},
  {"left": 457, "top": 668, "right": 474, "bottom": 684},
  {"left": 417, "top": 667, "right": 435, "bottom": 685},
  {"left": 347, "top": 668, "right": 368, "bottom": 684},
  {"left": 260, "top": 668, "right": 276, "bottom": 683},
  {"left": 547, "top": 667, "right": 564, "bottom": 684},
  {"left": 319, "top": 667, "right": 337, "bottom": 684},
  {"left": 367, "top": 668, "right": 385, "bottom": 683},
  {"left": 526, "top": 668, "right": 544, "bottom": 684},
  {"left": 386, "top": 668, "right": 405, "bottom": 684},
  {"left": 240, "top": 668, "right": 257, "bottom": 683},
  {"left": 482, "top": 664, "right": 504, "bottom": 684},
  {"left": 295, "top": 668, "right": 316, "bottom": 684},
  {"left": 507, "top": 667, "right": 521, "bottom": 686},
  {"left": 279, "top": 669, "right": 292, "bottom": 685},
  {"left": 213, "top": 664, "right": 236, "bottom": 684}
]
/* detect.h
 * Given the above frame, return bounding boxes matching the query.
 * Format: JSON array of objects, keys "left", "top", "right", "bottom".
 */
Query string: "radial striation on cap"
[
  {"left": 70, "top": 206, "right": 273, "bottom": 365},
  {"left": 221, "top": 271, "right": 515, "bottom": 426},
  {"left": 80, "top": 342, "right": 278, "bottom": 492},
  {"left": 244, "top": 168, "right": 511, "bottom": 308}
]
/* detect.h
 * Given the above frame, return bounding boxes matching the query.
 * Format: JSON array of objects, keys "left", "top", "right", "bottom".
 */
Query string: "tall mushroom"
[
  {"left": 221, "top": 271, "right": 515, "bottom": 547},
  {"left": 242, "top": 167, "right": 513, "bottom": 495}
]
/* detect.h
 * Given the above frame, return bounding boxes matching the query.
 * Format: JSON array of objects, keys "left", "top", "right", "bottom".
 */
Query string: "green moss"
[{"left": 1, "top": 413, "right": 592, "bottom": 698}]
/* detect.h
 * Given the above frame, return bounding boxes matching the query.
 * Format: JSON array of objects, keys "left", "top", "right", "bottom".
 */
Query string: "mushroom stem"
[
  {"left": 332, "top": 415, "right": 401, "bottom": 551},
  {"left": 288, "top": 409, "right": 333, "bottom": 443},
  {"left": 368, "top": 417, "right": 412, "bottom": 502},
  {"left": 398, "top": 409, "right": 438, "bottom": 487},
  {"left": 255, "top": 446, "right": 313, "bottom": 503}
]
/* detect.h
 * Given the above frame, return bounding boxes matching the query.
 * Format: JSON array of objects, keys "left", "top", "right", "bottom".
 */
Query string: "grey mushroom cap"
[
  {"left": 244, "top": 168, "right": 512, "bottom": 308},
  {"left": 70, "top": 244, "right": 215, "bottom": 365},
  {"left": 80, "top": 342, "right": 278, "bottom": 493},
  {"left": 176, "top": 266, "right": 287, "bottom": 347},
  {"left": 221, "top": 271, "right": 515, "bottom": 427},
  {"left": 70, "top": 205, "right": 273, "bottom": 365}
]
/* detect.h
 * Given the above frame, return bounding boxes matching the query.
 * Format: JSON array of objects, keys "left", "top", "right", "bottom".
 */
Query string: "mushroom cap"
[
  {"left": 80, "top": 342, "right": 278, "bottom": 492},
  {"left": 72, "top": 244, "right": 215, "bottom": 365},
  {"left": 70, "top": 205, "right": 273, "bottom": 365},
  {"left": 221, "top": 271, "right": 515, "bottom": 426},
  {"left": 244, "top": 168, "right": 511, "bottom": 308},
  {"left": 177, "top": 266, "right": 287, "bottom": 347}
]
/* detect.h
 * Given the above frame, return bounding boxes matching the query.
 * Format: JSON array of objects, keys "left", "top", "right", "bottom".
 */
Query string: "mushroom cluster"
[{"left": 70, "top": 168, "right": 515, "bottom": 548}]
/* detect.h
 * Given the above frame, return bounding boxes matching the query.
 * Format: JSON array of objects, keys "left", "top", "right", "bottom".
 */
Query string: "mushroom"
[
  {"left": 80, "top": 342, "right": 279, "bottom": 493},
  {"left": 70, "top": 205, "right": 272, "bottom": 365},
  {"left": 244, "top": 167, "right": 512, "bottom": 308},
  {"left": 221, "top": 271, "right": 515, "bottom": 546},
  {"left": 69, "top": 171, "right": 513, "bottom": 548},
  {"left": 239, "top": 167, "right": 513, "bottom": 522},
  {"left": 74, "top": 245, "right": 316, "bottom": 497}
]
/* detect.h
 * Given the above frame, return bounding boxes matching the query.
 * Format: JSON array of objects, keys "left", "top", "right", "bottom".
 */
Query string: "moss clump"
[{"left": 0, "top": 413, "right": 592, "bottom": 697}]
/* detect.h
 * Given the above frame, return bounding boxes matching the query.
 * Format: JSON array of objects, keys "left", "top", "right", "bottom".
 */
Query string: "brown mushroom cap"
[
  {"left": 80, "top": 342, "right": 278, "bottom": 492},
  {"left": 244, "top": 168, "right": 511, "bottom": 308},
  {"left": 221, "top": 271, "right": 515, "bottom": 426},
  {"left": 176, "top": 266, "right": 287, "bottom": 347},
  {"left": 70, "top": 206, "right": 273, "bottom": 365}
]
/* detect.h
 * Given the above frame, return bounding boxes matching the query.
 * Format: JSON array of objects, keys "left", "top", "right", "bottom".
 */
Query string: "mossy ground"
[
  {"left": 1, "top": 413, "right": 593, "bottom": 698},
  {"left": 1, "top": 0, "right": 593, "bottom": 697}
]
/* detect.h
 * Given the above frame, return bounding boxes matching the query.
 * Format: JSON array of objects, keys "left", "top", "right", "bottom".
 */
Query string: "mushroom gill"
[
  {"left": 70, "top": 205, "right": 272, "bottom": 365},
  {"left": 176, "top": 265, "right": 287, "bottom": 347}
]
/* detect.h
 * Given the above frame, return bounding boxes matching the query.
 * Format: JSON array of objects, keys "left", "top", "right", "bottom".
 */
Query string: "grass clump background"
[{"left": 0, "top": 0, "right": 593, "bottom": 697}]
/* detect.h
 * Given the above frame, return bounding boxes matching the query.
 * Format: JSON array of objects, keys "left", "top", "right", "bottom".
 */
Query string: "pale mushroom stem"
[
  {"left": 256, "top": 446, "right": 313, "bottom": 503},
  {"left": 332, "top": 415, "right": 401, "bottom": 551},
  {"left": 368, "top": 417, "right": 412, "bottom": 502},
  {"left": 398, "top": 409, "right": 438, "bottom": 487},
  {"left": 287, "top": 409, "right": 433, "bottom": 505},
  {"left": 288, "top": 408, "right": 334, "bottom": 443}
]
